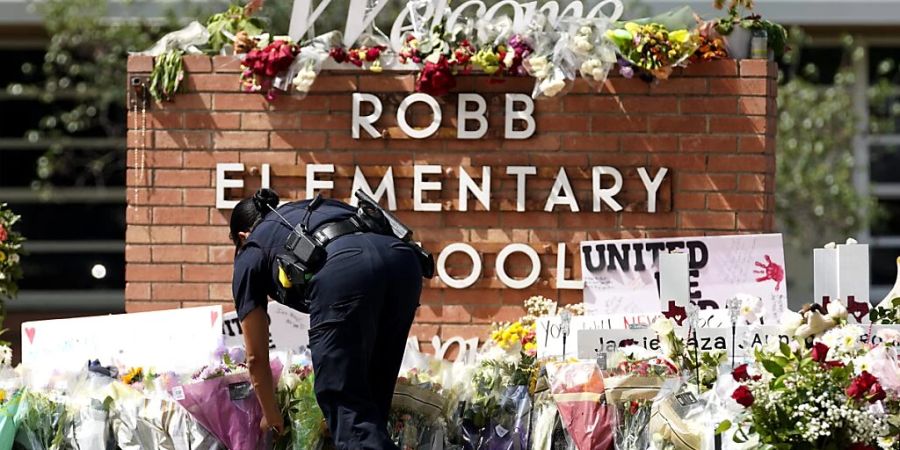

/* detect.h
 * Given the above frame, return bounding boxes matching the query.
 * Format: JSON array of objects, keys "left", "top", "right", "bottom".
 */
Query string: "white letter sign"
[
  {"left": 216, "top": 163, "right": 244, "bottom": 209},
  {"left": 398, "top": 93, "right": 442, "bottom": 139},
  {"left": 457, "top": 93, "right": 488, "bottom": 139},
  {"left": 352, "top": 93, "right": 382, "bottom": 139},
  {"left": 505, "top": 94, "right": 536, "bottom": 139},
  {"left": 414, "top": 165, "right": 442, "bottom": 211},
  {"left": 351, "top": 166, "right": 397, "bottom": 210}
]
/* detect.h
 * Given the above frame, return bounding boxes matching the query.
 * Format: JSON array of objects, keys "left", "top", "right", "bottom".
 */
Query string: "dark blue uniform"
[{"left": 232, "top": 199, "right": 422, "bottom": 450}]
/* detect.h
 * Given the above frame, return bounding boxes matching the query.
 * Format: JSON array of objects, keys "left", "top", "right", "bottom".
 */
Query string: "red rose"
[
  {"left": 732, "top": 385, "right": 754, "bottom": 407},
  {"left": 0, "top": 224, "right": 7, "bottom": 242},
  {"left": 330, "top": 47, "right": 348, "bottom": 64},
  {"left": 365, "top": 46, "right": 382, "bottom": 62},
  {"left": 868, "top": 382, "right": 886, "bottom": 403},
  {"left": 811, "top": 342, "right": 829, "bottom": 363},
  {"left": 415, "top": 55, "right": 456, "bottom": 97},
  {"left": 825, "top": 360, "right": 845, "bottom": 369},
  {"left": 629, "top": 401, "right": 639, "bottom": 415},
  {"left": 847, "top": 371, "right": 878, "bottom": 400},
  {"left": 732, "top": 364, "right": 750, "bottom": 382}
]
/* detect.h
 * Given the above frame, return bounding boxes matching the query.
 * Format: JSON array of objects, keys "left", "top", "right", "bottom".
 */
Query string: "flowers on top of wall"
[{"left": 0, "top": 203, "right": 25, "bottom": 303}]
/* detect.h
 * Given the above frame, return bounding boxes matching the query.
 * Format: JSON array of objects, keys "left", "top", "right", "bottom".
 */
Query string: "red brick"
[
  {"left": 184, "top": 113, "right": 241, "bottom": 129},
  {"left": 127, "top": 225, "right": 150, "bottom": 244},
  {"left": 737, "top": 212, "right": 767, "bottom": 230},
  {"left": 680, "top": 97, "right": 737, "bottom": 114},
  {"left": 183, "top": 151, "right": 241, "bottom": 168},
  {"left": 470, "top": 306, "right": 526, "bottom": 324},
  {"left": 153, "top": 283, "right": 209, "bottom": 301},
  {"left": 182, "top": 55, "right": 212, "bottom": 73},
  {"left": 592, "top": 115, "right": 647, "bottom": 133},
  {"left": 143, "top": 112, "right": 182, "bottom": 129},
  {"left": 153, "top": 206, "right": 209, "bottom": 225},
  {"left": 680, "top": 211, "right": 736, "bottom": 230},
  {"left": 408, "top": 324, "right": 441, "bottom": 341},
  {"left": 680, "top": 136, "right": 737, "bottom": 153},
  {"left": 212, "top": 56, "right": 243, "bottom": 73},
  {"left": 183, "top": 226, "right": 231, "bottom": 244},
  {"left": 603, "top": 78, "right": 651, "bottom": 94},
  {"left": 649, "top": 155, "right": 705, "bottom": 170},
  {"left": 182, "top": 264, "right": 233, "bottom": 282},
  {"left": 153, "top": 93, "right": 213, "bottom": 111},
  {"left": 215, "top": 93, "right": 269, "bottom": 111},
  {"left": 358, "top": 75, "right": 416, "bottom": 92},
  {"left": 241, "top": 113, "right": 302, "bottom": 130},
  {"left": 128, "top": 55, "right": 153, "bottom": 72},
  {"left": 709, "top": 79, "right": 767, "bottom": 96},
  {"left": 620, "top": 135, "right": 678, "bottom": 152},
  {"left": 300, "top": 113, "right": 352, "bottom": 131},
  {"left": 710, "top": 117, "right": 768, "bottom": 134},
  {"left": 127, "top": 301, "right": 182, "bottom": 313},
  {"left": 309, "top": 75, "right": 359, "bottom": 93},
  {"left": 673, "top": 193, "right": 706, "bottom": 209},
  {"left": 440, "top": 324, "right": 491, "bottom": 340},
  {"left": 210, "top": 282, "right": 233, "bottom": 301},
  {"left": 648, "top": 116, "right": 707, "bottom": 133},
  {"left": 130, "top": 188, "right": 183, "bottom": 205},
  {"left": 214, "top": 131, "right": 268, "bottom": 149},
  {"left": 126, "top": 282, "right": 151, "bottom": 300},
  {"left": 650, "top": 78, "right": 707, "bottom": 95},
  {"left": 126, "top": 244, "right": 151, "bottom": 262},
  {"left": 738, "top": 97, "right": 767, "bottom": 115},
  {"left": 618, "top": 96, "right": 679, "bottom": 113},
  {"left": 155, "top": 169, "right": 210, "bottom": 187},
  {"left": 562, "top": 96, "right": 620, "bottom": 113},
  {"left": 155, "top": 131, "right": 211, "bottom": 149},
  {"left": 270, "top": 132, "right": 328, "bottom": 149},
  {"left": 151, "top": 245, "right": 208, "bottom": 263},
  {"left": 738, "top": 174, "right": 767, "bottom": 192},
  {"left": 150, "top": 225, "right": 182, "bottom": 243},
  {"left": 621, "top": 213, "right": 677, "bottom": 229},
  {"left": 707, "top": 193, "right": 766, "bottom": 211},
  {"left": 209, "top": 246, "right": 235, "bottom": 263},
  {"left": 185, "top": 74, "right": 238, "bottom": 92},
  {"left": 738, "top": 136, "right": 767, "bottom": 153},
  {"left": 561, "top": 135, "right": 619, "bottom": 151},
  {"left": 677, "top": 174, "right": 737, "bottom": 192},
  {"left": 707, "top": 155, "right": 768, "bottom": 172},
  {"left": 680, "top": 60, "right": 738, "bottom": 77},
  {"left": 739, "top": 60, "right": 770, "bottom": 77},
  {"left": 539, "top": 115, "right": 591, "bottom": 132},
  {"left": 127, "top": 264, "right": 181, "bottom": 282}
]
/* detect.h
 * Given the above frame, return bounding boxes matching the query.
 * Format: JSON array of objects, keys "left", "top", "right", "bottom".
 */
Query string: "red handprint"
[{"left": 754, "top": 255, "right": 784, "bottom": 291}]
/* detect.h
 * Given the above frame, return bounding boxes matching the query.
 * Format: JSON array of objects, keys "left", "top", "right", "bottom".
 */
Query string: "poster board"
[
  {"left": 581, "top": 233, "right": 786, "bottom": 317},
  {"left": 222, "top": 301, "right": 310, "bottom": 352},
  {"left": 21, "top": 305, "right": 223, "bottom": 374}
]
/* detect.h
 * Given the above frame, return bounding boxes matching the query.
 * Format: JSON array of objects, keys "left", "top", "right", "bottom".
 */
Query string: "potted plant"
[{"left": 713, "top": 0, "right": 754, "bottom": 59}]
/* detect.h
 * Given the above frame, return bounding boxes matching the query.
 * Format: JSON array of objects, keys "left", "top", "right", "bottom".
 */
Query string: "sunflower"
[{"left": 122, "top": 367, "right": 143, "bottom": 385}]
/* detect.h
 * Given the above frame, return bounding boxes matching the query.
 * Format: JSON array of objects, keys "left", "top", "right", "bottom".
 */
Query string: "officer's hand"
[{"left": 261, "top": 413, "right": 286, "bottom": 436}]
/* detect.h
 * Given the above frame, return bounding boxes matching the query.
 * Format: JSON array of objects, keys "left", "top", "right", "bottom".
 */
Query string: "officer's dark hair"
[{"left": 229, "top": 188, "right": 279, "bottom": 251}]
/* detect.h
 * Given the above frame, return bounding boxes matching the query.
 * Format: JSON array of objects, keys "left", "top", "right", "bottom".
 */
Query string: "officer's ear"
[{"left": 238, "top": 231, "right": 250, "bottom": 245}]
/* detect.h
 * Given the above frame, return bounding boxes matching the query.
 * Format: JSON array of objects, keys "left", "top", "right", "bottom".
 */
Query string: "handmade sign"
[
  {"left": 222, "top": 301, "right": 310, "bottom": 352},
  {"left": 813, "top": 246, "right": 838, "bottom": 307},
  {"left": 21, "top": 306, "right": 222, "bottom": 374},
  {"left": 837, "top": 242, "right": 871, "bottom": 322},
  {"left": 581, "top": 234, "right": 787, "bottom": 317},
  {"left": 537, "top": 310, "right": 730, "bottom": 358}
]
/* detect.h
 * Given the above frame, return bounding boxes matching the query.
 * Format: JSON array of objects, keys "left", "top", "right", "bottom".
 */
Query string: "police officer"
[{"left": 229, "top": 188, "right": 423, "bottom": 450}]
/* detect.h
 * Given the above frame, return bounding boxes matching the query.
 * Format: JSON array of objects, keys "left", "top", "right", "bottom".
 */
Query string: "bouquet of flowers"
[
  {"left": 604, "top": 347, "right": 680, "bottom": 450},
  {"left": 605, "top": 7, "right": 700, "bottom": 80},
  {"left": 389, "top": 349, "right": 455, "bottom": 449},
  {"left": 13, "top": 390, "right": 71, "bottom": 450},
  {"left": 0, "top": 362, "right": 22, "bottom": 448},
  {"left": 561, "top": 19, "right": 617, "bottom": 88},
  {"left": 400, "top": 22, "right": 476, "bottom": 97},
  {"left": 330, "top": 34, "right": 391, "bottom": 73},
  {"left": 525, "top": 31, "right": 575, "bottom": 99},
  {"left": 544, "top": 361, "right": 614, "bottom": 450},
  {"left": 173, "top": 347, "right": 283, "bottom": 450},
  {"left": 240, "top": 39, "right": 300, "bottom": 101},
  {"left": 646, "top": 380, "right": 708, "bottom": 450},
  {"left": 284, "top": 31, "right": 342, "bottom": 97},
  {"left": 470, "top": 16, "right": 533, "bottom": 80},
  {"left": 276, "top": 362, "right": 325, "bottom": 450},
  {"left": 717, "top": 320, "right": 900, "bottom": 449},
  {"left": 0, "top": 203, "right": 25, "bottom": 301}
]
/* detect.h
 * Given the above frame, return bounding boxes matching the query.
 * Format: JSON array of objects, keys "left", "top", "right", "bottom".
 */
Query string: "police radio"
[{"left": 267, "top": 193, "right": 434, "bottom": 313}]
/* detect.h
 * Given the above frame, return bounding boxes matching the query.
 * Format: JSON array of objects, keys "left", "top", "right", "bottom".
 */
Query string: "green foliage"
[
  {"left": 870, "top": 297, "right": 900, "bottom": 324},
  {"left": 0, "top": 204, "right": 25, "bottom": 303},
  {"left": 150, "top": 49, "right": 186, "bottom": 101},
  {"left": 205, "top": 4, "right": 265, "bottom": 54}
]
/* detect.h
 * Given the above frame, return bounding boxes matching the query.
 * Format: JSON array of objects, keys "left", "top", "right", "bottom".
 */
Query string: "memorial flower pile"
[
  {"left": 240, "top": 39, "right": 299, "bottom": 101},
  {"left": 606, "top": 21, "right": 699, "bottom": 80},
  {"left": 0, "top": 204, "right": 25, "bottom": 301},
  {"left": 276, "top": 363, "right": 325, "bottom": 450}
]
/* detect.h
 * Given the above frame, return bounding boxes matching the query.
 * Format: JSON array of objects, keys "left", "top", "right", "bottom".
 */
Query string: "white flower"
[
  {"left": 539, "top": 76, "right": 566, "bottom": 97},
  {"left": 573, "top": 35, "right": 593, "bottom": 54},
  {"left": 528, "top": 56, "right": 550, "bottom": 79},
  {"left": 820, "top": 324, "right": 863, "bottom": 359},
  {"left": 0, "top": 272, "right": 5, "bottom": 281},
  {"left": 619, "top": 344, "right": 656, "bottom": 361},
  {"left": 737, "top": 294, "right": 763, "bottom": 325},
  {"left": 780, "top": 310, "right": 804, "bottom": 336},
  {"left": 826, "top": 300, "right": 848, "bottom": 322},
  {"left": 878, "top": 435, "right": 896, "bottom": 450},
  {"left": 846, "top": 237, "right": 858, "bottom": 245},
  {"left": 824, "top": 242, "right": 836, "bottom": 249},
  {"left": 292, "top": 66, "right": 318, "bottom": 93},
  {"left": 0, "top": 345, "right": 12, "bottom": 367},
  {"left": 578, "top": 26, "right": 593, "bottom": 36},
  {"left": 598, "top": 44, "right": 617, "bottom": 63},
  {"left": 8, "top": 253, "right": 19, "bottom": 264},
  {"left": 503, "top": 50, "right": 515, "bottom": 68},
  {"left": 651, "top": 317, "right": 675, "bottom": 336}
]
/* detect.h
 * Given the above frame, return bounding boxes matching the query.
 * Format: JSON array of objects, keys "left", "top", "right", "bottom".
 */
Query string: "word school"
[{"left": 216, "top": 163, "right": 669, "bottom": 213}]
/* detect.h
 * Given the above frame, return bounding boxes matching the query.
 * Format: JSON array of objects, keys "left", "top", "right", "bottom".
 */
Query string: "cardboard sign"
[
  {"left": 837, "top": 243, "right": 871, "bottom": 322},
  {"left": 222, "top": 302, "right": 310, "bottom": 352},
  {"left": 581, "top": 234, "right": 787, "bottom": 317},
  {"left": 21, "top": 306, "right": 223, "bottom": 374},
  {"left": 538, "top": 310, "right": 731, "bottom": 358}
]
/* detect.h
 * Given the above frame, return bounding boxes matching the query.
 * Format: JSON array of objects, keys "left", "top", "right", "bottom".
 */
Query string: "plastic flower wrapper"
[
  {"left": 530, "top": 379, "right": 578, "bottom": 450},
  {"left": 646, "top": 379, "right": 709, "bottom": 450},
  {"left": 275, "top": 356, "right": 325, "bottom": 450},
  {"left": 561, "top": 18, "right": 617, "bottom": 89},
  {"left": 61, "top": 370, "right": 119, "bottom": 450},
  {"left": 544, "top": 361, "right": 614, "bottom": 450},
  {"left": 172, "top": 358, "right": 283, "bottom": 450},
  {"left": 604, "top": 6, "right": 700, "bottom": 80},
  {"left": 277, "top": 30, "right": 342, "bottom": 97},
  {"left": 240, "top": 39, "right": 300, "bottom": 101},
  {"left": 13, "top": 389, "right": 71, "bottom": 450},
  {"left": 525, "top": 31, "right": 576, "bottom": 99},
  {"left": 0, "top": 366, "right": 22, "bottom": 450},
  {"left": 394, "top": 348, "right": 448, "bottom": 421}
]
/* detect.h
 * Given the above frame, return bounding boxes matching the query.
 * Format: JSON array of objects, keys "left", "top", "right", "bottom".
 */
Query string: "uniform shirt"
[{"left": 231, "top": 199, "right": 356, "bottom": 321}]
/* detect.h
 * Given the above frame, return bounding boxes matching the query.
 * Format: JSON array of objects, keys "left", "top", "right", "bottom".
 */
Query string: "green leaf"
[
  {"left": 761, "top": 359, "right": 785, "bottom": 377},
  {"left": 779, "top": 342, "right": 792, "bottom": 358},
  {"left": 716, "top": 420, "right": 732, "bottom": 434}
]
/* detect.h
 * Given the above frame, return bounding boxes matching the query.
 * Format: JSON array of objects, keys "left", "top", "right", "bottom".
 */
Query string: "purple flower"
[
  {"left": 213, "top": 343, "right": 227, "bottom": 360},
  {"left": 619, "top": 65, "right": 634, "bottom": 78},
  {"left": 228, "top": 347, "right": 246, "bottom": 365}
]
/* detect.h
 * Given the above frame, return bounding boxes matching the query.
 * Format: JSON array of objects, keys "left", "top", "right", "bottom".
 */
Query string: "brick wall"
[{"left": 125, "top": 55, "right": 777, "bottom": 346}]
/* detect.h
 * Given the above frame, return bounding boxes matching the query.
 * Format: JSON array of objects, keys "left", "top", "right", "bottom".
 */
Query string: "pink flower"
[
  {"left": 731, "top": 385, "right": 754, "bottom": 407},
  {"left": 0, "top": 224, "right": 7, "bottom": 242},
  {"left": 847, "top": 371, "right": 878, "bottom": 401},
  {"left": 415, "top": 55, "right": 456, "bottom": 97},
  {"left": 732, "top": 364, "right": 750, "bottom": 382},
  {"left": 811, "top": 342, "right": 829, "bottom": 363}
]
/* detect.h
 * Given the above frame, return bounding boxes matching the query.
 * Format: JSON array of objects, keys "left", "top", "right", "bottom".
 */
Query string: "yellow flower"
[
  {"left": 0, "top": 250, "right": 6, "bottom": 263},
  {"left": 669, "top": 29, "right": 691, "bottom": 44},
  {"left": 122, "top": 367, "right": 143, "bottom": 385},
  {"left": 624, "top": 22, "right": 640, "bottom": 34},
  {"left": 370, "top": 60, "right": 383, "bottom": 73},
  {"left": 0, "top": 389, "right": 6, "bottom": 403}
]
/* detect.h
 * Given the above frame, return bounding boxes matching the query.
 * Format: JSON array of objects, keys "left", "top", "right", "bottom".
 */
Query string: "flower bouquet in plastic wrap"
[
  {"left": 646, "top": 379, "right": 709, "bottom": 450},
  {"left": 525, "top": 29, "right": 576, "bottom": 99},
  {"left": 604, "top": 6, "right": 700, "bottom": 80},
  {"left": 280, "top": 31, "right": 343, "bottom": 98},
  {"left": 603, "top": 346, "right": 679, "bottom": 450},
  {"left": 544, "top": 361, "right": 614, "bottom": 450},
  {"left": 530, "top": 370, "right": 577, "bottom": 450},
  {"left": 275, "top": 354, "right": 325, "bottom": 450},
  {"left": 561, "top": 18, "right": 618, "bottom": 89},
  {"left": 389, "top": 348, "right": 452, "bottom": 450},
  {"left": 0, "top": 359, "right": 22, "bottom": 449},
  {"left": 172, "top": 346, "right": 282, "bottom": 450},
  {"left": 13, "top": 389, "right": 71, "bottom": 450},
  {"left": 62, "top": 366, "right": 118, "bottom": 450}
]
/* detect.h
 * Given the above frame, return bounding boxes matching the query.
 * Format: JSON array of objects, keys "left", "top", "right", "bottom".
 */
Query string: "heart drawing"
[
  {"left": 25, "top": 327, "right": 36, "bottom": 344},
  {"left": 210, "top": 310, "right": 219, "bottom": 328}
]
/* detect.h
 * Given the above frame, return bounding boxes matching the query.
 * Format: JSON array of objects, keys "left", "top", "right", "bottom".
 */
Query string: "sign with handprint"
[{"left": 581, "top": 233, "right": 786, "bottom": 321}]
